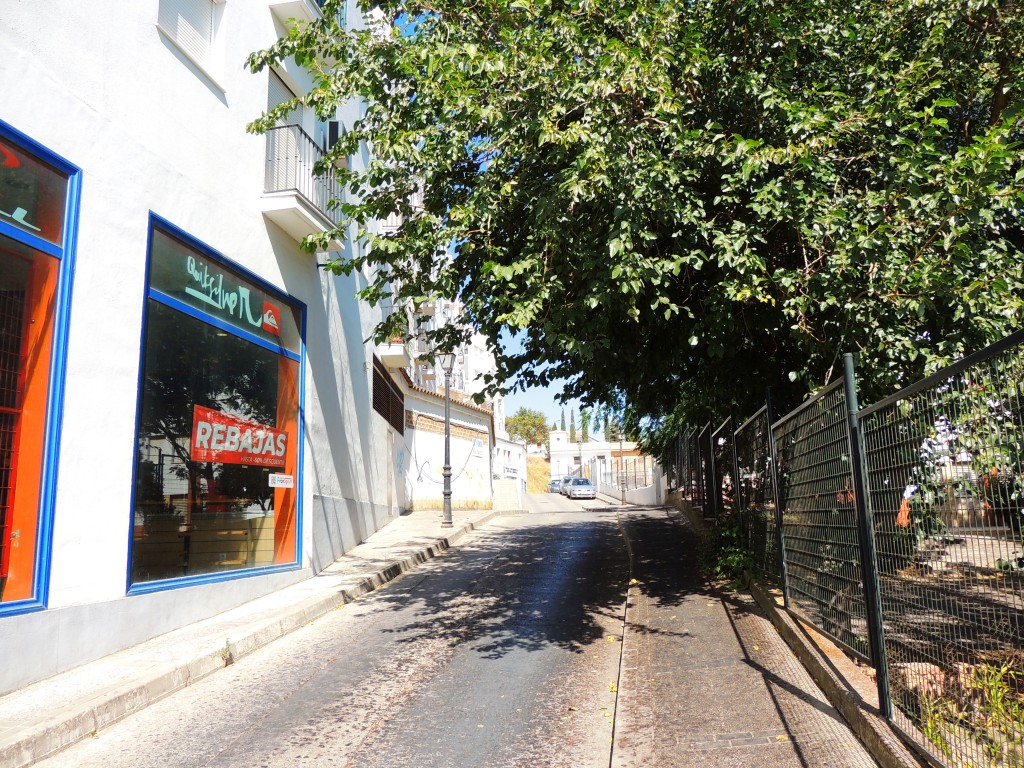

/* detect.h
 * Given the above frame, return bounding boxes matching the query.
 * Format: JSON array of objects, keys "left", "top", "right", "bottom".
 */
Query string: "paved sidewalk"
[
  {"left": 0, "top": 509, "right": 495, "bottom": 768},
  {"left": 612, "top": 506, "right": 891, "bottom": 768}
]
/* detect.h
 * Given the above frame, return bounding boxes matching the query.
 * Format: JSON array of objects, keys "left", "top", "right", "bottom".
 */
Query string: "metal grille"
[
  {"left": 264, "top": 124, "right": 344, "bottom": 226},
  {"left": 698, "top": 422, "right": 714, "bottom": 518},
  {"left": 0, "top": 285, "right": 26, "bottom": 586},
  {"left": 861, "top": 334, "right": 1024, "bottom": 767},
  {"left": 686, "top": 425, "right": 702, "bottom": 506},
  {"left": 712, "top": 416, "right": 735, "bottom": 517},
  {"left": 774, "top": 380, "right": 870, "bottom": 661},
  {"left": 735, "top": 406, "right": 781, "bottom": 582},
  {"left": 372, "top": 357, "right": 405, "bottom": 435}
]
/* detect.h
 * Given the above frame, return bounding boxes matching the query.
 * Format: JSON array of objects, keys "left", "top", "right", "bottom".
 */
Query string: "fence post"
[
  {"left": 729, "top": 408, "right": 741, "bottom": 515},
  {"left": 842, "top": 353, "right": 893, "bottom": 719},
  {"left": 766, "top": 388, "right": 791, "bottom": 608}
]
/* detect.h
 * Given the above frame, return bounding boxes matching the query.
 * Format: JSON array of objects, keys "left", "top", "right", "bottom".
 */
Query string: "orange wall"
[{"left": 3, "top": 252, "right": 57, "bottom": 601}]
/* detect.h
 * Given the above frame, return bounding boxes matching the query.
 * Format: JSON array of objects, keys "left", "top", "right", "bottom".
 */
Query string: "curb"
[
  {"left": 747, "top": 579, "right": 926, "bottom": 768},
  {"left": 1, "top": 513, "right": 494, "bottom": 768}
]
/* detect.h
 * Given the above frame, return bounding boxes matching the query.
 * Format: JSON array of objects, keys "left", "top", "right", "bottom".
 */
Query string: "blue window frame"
[
  {"left": 0, "top": 119, "right": 80, "bottom": 616},
  {"left": 127, "top": 214, "right": 305, "bottom": 594}
]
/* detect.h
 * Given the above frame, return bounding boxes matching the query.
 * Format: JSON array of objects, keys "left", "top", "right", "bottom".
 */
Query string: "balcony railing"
[{"left": 264, "top": 124, "right": 343, "bottom": 227}]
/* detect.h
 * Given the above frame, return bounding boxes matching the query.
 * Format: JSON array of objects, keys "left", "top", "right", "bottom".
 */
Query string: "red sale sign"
[{"left": 191, "top": 405, "right": 287, "bottom": 468}]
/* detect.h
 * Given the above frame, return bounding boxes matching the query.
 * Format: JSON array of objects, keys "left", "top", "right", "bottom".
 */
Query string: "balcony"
[
  {"left": 262, "top": 124, "right": 343, "bottom": 249},
  {"left": 378, "top": 338, "right": 412, "bottom": 369}
]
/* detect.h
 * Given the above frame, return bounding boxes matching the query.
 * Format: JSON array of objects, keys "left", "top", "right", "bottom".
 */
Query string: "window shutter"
[
  {"left": 267, "top": 71, "right": 296, "bottom": 115},
  {"left": 372, "top": 358, "right": 405, "bottom": 435},
  {"left": 159, "top": 0, "right": 214, "bottom": 65}
]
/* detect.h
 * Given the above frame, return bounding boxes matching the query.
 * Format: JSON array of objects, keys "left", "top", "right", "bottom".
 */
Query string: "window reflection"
[{"left": 132, "top": 298, "right": 298, "bottom": 583}]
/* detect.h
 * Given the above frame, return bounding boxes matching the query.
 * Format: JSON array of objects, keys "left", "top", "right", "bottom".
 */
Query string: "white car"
[{"left": 566, "top": 478, "right": 597, "bottom": 500}]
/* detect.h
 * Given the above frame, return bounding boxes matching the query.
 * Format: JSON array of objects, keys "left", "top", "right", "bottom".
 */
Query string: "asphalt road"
[{"left": 37, "top": 501, "right": 628, "bottom": 768}]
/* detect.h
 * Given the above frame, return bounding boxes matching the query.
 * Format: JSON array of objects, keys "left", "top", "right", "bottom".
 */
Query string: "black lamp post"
[{"left": 439, "top": 352, "right": 456, "bottom": 527}]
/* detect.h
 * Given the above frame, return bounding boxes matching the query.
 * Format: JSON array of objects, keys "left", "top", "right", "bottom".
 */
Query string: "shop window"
[
  {"left": 130, "top": 219, "right": 303, "bottom": 588},
  {"left": 0, "top": 123, "right": 77, "bottom": 612}
]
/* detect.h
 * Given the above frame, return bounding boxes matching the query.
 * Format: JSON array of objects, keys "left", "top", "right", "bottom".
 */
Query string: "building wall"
[
  {"left": 548, "top": 430, "right": 640, "bottom": 480},
  {"left": 403, "top": 391, "right": 493, "bottom": 509},
  {"left": 494, "top": 437, "right": 528, "bottom": 482},
  {"left": 0, "top": 0, "right": 402, "bottom": 694}
]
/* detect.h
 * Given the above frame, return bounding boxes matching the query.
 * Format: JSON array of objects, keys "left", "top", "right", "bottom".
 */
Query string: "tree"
[
  {"left": 560, "top": 409, "right": 566, "bottom": 432},
  {"left": 248, "top": 0, "right": 1024, "bottom": 442},
  {"left": 569, "top": 410, "right": 576, "bottom": 442},
  {"left": 505, "top": 407, "right": 549, "bottom": 445},
  {"left": 581, "top": 408, "right": 591, "bottom": 442}
]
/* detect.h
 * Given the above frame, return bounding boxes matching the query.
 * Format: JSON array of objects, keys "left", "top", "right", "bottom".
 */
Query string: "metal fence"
[
  {"left": 666, "top": 335, "right": 1024, "bottom": 768},
  {"left": 860, "top": 332, "right": 1024, "bottom": 768},
  {"left": 712, "top": 416, "right": 735, "bottom": 519},
  {"left": 592, "top": 456, "right": 656, "bottom": 491},
  {"left": 734, "top": 405, "right": 781, "bottom": 583},
  {"left": 774, "top": 378, "right": 872, "bottom": 661}
]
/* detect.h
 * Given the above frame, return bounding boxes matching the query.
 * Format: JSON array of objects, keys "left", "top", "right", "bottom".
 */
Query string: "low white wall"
[{"left": 596, "top": 466, "right": 666, "bottom": 506}]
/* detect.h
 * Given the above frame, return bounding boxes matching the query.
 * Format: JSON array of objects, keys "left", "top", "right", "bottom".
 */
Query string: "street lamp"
[{"left": 439, "top": 351, "right": 456, "bottom": 527}]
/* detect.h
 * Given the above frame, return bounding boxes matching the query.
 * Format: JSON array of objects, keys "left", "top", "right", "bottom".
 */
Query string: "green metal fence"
[
  {"left": 734, "top": 405, "right": 781, "bottom": 584},
  {"left": 860, "top": 333, "right": 1024, "bottom": 768},
  {"left": 667, "top": 332, "right": 1024, "bottom": 768}
]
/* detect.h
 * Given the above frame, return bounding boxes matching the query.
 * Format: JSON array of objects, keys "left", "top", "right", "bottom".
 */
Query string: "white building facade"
[
  {"left": 548, "top": 429, "right": 642, "bottom": 485},
  {"left": 0, "top": 0, "right": 421, "bottom": 694}
]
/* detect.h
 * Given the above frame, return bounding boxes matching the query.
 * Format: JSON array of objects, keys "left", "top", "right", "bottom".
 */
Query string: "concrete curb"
[
  {"left": 747, "top": 579, "right": 926, "bottom": 768},
  {"left": 1, "top": 513, "right": 495, "bottom": 768}
]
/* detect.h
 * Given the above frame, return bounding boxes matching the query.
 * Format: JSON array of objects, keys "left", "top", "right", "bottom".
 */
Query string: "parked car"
[
  {"left": 547, "top": 479, "right": 561, "bottom": 493},
  {"left": 566, "top": 478, "right": 597, "bottom": 500},
  {"left": 559, "top": 476, "right": 576, "bottom": 495}
]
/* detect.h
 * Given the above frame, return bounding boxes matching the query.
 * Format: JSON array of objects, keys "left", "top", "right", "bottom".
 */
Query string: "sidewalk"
[
  {"left": 611, "top": 505, "right": 924, "bottom": 768},
  {"left": 0, "top": 509, "right": 495, "bottom": 768}
]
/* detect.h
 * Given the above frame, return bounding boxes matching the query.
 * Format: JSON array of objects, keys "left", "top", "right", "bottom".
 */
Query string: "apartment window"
[
  {"left": 0, "top": 122, "right": 78, "bottom": 613},
  {"left": 158, "top": 0, "right": 224, "bottom": 78},
  {"left": 130, "top": 218, "right": 303, "bottom": 588}
]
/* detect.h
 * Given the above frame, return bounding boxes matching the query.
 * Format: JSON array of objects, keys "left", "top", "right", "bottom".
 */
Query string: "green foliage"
[
  {"left": 700, "top": 514, "right": 754, "bottom": 586},
  {"left": 913, "top": 658, "right": 1024, "bottom": 767},
  {"left": 247, "top": 0, "right": 1024, "bottom": 438},
  {"left": 569, "top": 410, "right": 576, "bottom": 442},
  {"left": 505, "top": 406, "right": 550, "bottom": 445}
]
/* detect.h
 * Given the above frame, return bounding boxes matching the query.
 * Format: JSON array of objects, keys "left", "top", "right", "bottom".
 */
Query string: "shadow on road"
[
  {"left": 359, "top": 510, "right": 637, "bottom": 660},
  {"left": 355, "top": 507, "right": 750, "bottom": 662}
]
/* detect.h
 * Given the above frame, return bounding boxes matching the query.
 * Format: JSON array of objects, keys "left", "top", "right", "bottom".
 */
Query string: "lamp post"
[{"left": 439, "top": 352, "right": 456, "bottom": 527}]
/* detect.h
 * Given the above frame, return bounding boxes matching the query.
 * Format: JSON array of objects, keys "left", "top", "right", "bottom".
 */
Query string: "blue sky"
[{"left": 498, "top": 329, "right": 582, "bottom": 428}]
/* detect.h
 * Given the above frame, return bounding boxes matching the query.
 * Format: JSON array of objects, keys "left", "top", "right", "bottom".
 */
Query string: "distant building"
[{"left": 548, "top": 429, "right": 640, "bottom": 482}]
